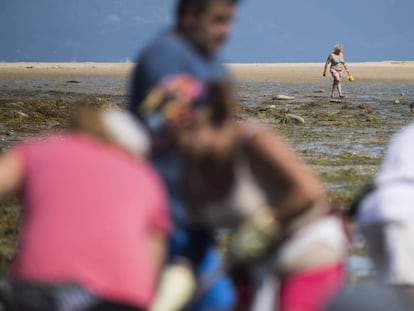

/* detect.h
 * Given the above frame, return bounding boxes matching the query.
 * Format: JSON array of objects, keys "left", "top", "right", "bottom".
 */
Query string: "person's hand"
[
  {"left": 225, "top": 208, "right": 280, "bottom": 266},
  {"left": 150, "top": 263, "right": 196, "bottom": 311}
]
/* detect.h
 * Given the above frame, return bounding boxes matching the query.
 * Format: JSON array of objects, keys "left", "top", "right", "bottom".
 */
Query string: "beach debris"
[
  {"left": 357, "top": 104, "right": 378, "bottom": 114},
  {"left": 281, "top": 113, "right": 305, "bottom": 124},
  {"left": 267, "top": 105, "right": 276, "bottom": 109},
  {"left": 3, "top": 130, "right": 14, "bottom": 136},
  {"left": 15, "top": 111, "right": 30, "bottom": 119},
  {"left": 313, "top": 89, "right": 325, "bottom": 93},
  {"left": 394, "top": 93, "right": 404, "bottom": 104},
  {"left": 329, "top": 98, "right": 342, "bottom": 103},
  {"left": 66, "top": 80, "right": 81, "bottom": 84},
  {"left": 273, "top": 94, "right": 295, "bottom": 100}
]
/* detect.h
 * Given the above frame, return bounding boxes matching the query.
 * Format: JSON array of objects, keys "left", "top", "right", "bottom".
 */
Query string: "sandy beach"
[
  {"left": 0, "top": 61, "right": 414, "bottom": 82},
  {"left": 228, "top": 61, "right": 414, "bottom": 82}
]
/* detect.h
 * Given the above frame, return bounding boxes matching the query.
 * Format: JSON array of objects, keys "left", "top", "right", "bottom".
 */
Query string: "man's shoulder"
[
  {"left": 136, "top": 31, "right": 227, "bottom": 80},
  {"left": 140, "top": 31, "right": 192, "bottom": 60}
]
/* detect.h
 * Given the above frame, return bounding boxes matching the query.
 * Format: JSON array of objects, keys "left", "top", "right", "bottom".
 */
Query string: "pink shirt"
[{"left": 11, "top": 133, "right": 170, "bottom": 308}]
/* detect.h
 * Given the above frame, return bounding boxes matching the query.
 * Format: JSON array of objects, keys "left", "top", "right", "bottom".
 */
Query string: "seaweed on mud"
[
  {"left": 0, "top": 96, "right": 123, "bottom": 137},
  {"left": 0, "top": 200, "right": 21, "bottom": 272},
  {"left": 235, "top": 97, "right": 391, "bottom": 210},
  {"left": 327, "top": 191, "right": 355, "bottom": 208},
  {"left": 357, "top": 103, "right": 379, "bottom": 114}
]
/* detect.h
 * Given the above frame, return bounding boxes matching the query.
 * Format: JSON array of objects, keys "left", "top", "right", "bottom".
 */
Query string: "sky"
[{"left": 0, "top": 0, "right": 413, "bottom": 63}]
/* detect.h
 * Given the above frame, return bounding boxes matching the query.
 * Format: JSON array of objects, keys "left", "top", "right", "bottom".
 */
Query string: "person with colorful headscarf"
[{"left": 178, "top": 80, "right": 349, "bottom": 311}]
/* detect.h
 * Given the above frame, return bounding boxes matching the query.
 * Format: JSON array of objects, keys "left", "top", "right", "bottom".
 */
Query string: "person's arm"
[
  {"left": 246, "top": 128, "right": 326, "bottom": 223},
  {"left": 150, "top": 261, "right": 196, "bottom": 311},
  {"left": 148, "top": 231, "right": 167, "bottom": 275},
  {"left": 0, "top": 151, "right": 24, "bottom": 200},
  {"left": 323, "top": 54, "right": 332, "bottom": 76},
  {"left": 342, "top": 53, "right": 350, "bottom": 75},
  {"left": 148, "top": 230, "right": 196, "bottom": 311},
  {"left": 225, "top": 126, "right": 327, "bottom": 266}
]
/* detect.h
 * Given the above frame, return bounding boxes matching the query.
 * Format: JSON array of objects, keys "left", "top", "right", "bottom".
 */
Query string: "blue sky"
[{"left": 1, "top": 0, "right": 413, "bottom": 63}]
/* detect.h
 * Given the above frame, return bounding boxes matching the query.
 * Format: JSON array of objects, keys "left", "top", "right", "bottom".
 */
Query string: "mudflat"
[{"left": 0, "top": 61, "right": 414, "bottom": 206}]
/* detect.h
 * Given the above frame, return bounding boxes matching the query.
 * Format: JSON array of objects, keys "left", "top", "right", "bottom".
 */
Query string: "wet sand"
[{"left": 1, "top": 61, "right": 414, "bottom": 81}]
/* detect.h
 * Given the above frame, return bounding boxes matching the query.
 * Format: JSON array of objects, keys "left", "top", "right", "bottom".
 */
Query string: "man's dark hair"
[{"left": 176, "top": 0, "right": 241, "bottom": 19}]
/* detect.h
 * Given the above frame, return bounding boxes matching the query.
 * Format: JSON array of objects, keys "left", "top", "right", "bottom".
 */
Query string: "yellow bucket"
[{"left": 348, "top": 75, "right": 354, "bottom": 81}]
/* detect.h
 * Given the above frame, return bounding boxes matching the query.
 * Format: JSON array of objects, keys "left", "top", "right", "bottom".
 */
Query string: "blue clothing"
[
  {"left": 129, "top": 30, "right": 229, "bottom": 116},
  {"left": 331, "top": 59, "right": 345, "bottom": 66},
  {"left": 189, "top": 247, "right": 237, "bottom": 311},
  {"left": 129, "top": 30, "right": 235, "bottom": 311}
]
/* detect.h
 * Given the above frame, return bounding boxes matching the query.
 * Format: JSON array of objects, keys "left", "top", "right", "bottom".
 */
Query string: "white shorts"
[
  {"left": 361, "top": 221, "right": 414, "bottom": 285},
  {"left": 274, "top": 216, "right": 349, "bottom": 275},
  {"left": 330, "top": 68, "right": 343, "bottom": 79}
]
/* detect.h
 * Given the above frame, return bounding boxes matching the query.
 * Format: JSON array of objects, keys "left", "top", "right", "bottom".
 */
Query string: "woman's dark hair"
[
  {"left": 176, "top": 0, "right": 241, "bottom": 19},
  {"left": 206, "top": 79, "right": 234, "bottom": 125}
]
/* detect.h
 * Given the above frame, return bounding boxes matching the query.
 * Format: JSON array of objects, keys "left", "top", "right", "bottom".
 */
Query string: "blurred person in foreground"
[
  {"left": 137, "top": 75, "right": 236, "bottom": 311},
  {"left": 323, "top": 44, "right": 352, "bottom": 99},
  {"left": 145, "top": 76, "right": 349, "bottom": 311},
  {"left": 0, "top": 108, "right": 170, "bottom": 311},
  {"left": 355, "top": 123, "right": 414, "bottom": 303},
  {"left": 128, "top": 1, "right": 242, "bottom": 311},
  {"left": 182, "top": 85, "right": 349, "bottom": 311}
]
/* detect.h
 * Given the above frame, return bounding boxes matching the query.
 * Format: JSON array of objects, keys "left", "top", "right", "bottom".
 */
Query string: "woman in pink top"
[{"left": 0, "top": 109, "right": 170, "bottom": 311}]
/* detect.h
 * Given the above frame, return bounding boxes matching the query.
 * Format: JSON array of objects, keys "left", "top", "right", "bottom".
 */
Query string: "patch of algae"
[
  {"left": 234, "top": 99, "right": 393, "bottom": 210},
  {"left": 320, "top": 169, "right": 373, "bottom": 208},
  {"left": 0, "top": 200, "right": 21, "bottom": 273},
  {"left": 310, "top": 153, "right": 381, "bottom": 167},
  {"left": 0, "top": 96, "right": 122, "bottom": 135}
]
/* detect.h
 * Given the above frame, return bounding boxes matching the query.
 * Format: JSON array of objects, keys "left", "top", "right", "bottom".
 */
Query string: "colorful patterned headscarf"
[
  {"left": 139, "top": 74, "right": 207, "bottom": 149},
  {"left": 140, "top": 75, "right": 205, "bottom": 127}
]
